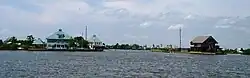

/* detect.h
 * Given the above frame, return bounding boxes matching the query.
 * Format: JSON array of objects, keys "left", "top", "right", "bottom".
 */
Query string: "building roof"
[
  {"left": 4, "top": 37, "right": 11, "bottom": 42},
  {"left": 88, "top": 35, "right": 102, "bottom": 42},
  {"left": 46, "top": 29, "right": 72, "bottom": 40},
  {"left": 16, "top": 37, "right": 27, "bottom": 41},
  {"left": 191, "top": 36, "right": 217, "bottom": 43},
  {"left": 4, "top": 37, "right": 17, "bottom": 43},
  {"left": 33, "top": 38, "right": 45, "bottom": 44}
]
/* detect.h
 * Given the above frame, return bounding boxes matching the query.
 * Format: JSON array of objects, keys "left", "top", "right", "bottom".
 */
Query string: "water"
[{"left": 0, "top": 51, "right": 250, "bottom": 78}]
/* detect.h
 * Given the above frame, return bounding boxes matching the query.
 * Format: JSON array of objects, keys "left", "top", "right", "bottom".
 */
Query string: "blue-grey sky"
[{"left": 0, "top": 0, "right": 250, "bottom": 48}]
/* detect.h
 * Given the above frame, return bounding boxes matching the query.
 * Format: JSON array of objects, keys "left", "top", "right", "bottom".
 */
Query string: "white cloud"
[
  {"left": 168, "top": 24, "right": 184, "bottom": 30},
  {"left": 139, "top": 21, "right": 152, "bottom": 28},
  {"left": 36, "top": 0, "right": 91, "bottom": 24},
  {"left": 1, "top": 0, "right": 250, "bottom": 48},
  {"left": 215, "top": 25, "right": 231, "bottom": 28},
  {"left": 123, "top": 34, "right": 137, "bottom": 39},
  {"left": 184, "top": 15, "right": 194, "bottom": 20}
]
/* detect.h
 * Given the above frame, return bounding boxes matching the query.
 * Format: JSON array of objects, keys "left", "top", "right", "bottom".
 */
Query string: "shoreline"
[
  {"left": 0, "top": 49, "right": 104, "bottom": 52},
  {"left": 0, "top": 49, "right": 249, "bottom": 55}
]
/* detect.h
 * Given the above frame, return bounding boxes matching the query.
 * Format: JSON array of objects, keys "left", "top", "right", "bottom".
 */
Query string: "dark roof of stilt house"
[{"left": 190, "top": 36, "right": 218, "bottom": 44}]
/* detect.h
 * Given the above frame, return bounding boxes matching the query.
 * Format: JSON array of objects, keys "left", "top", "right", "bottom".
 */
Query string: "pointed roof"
[
  {"left": 33, "top": 38, "right": 45, "bottom": 44},
  {"left": 88, "top": 35, "right": 102, "bottom": 42},
  {"left": 46, "top": 29, "right": 72, "bottom": 39},
  {"left": 191, "top": 36, "right": 217, "bottom": 43},
  {"left": 4, "top": 37, "right": 11, "bottom": 42}
]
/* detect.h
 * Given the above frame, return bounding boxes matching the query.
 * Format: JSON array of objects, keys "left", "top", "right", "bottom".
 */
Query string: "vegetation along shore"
[{"left": 1, "top": 29, "right": 250, "bottom": 55}]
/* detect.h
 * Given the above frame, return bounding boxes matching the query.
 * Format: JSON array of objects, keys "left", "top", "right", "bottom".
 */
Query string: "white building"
[
  {"left": 46, "top": 29, "right": 72, "bottom": 50},
  {"left": 88, "top": 35, "right": 104, "bottom": 49}
]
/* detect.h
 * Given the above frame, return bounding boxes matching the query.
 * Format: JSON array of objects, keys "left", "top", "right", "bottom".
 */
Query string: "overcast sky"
[{"left": 0, "top": 0, "right": 250, "bottom": 48}]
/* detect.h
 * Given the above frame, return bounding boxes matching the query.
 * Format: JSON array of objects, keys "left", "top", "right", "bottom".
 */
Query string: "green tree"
[
  {"left": 120, "top": 44, "right": 129, "bottom": 49},
  {"left": 26, "top": 35, "right": 34, "bottom": 45},
  {"left": 0, "top": 40, "right": 3, "bottom": 49},
  {"left": 10, "top": 44, "right": 18, "bottom": 50},
  {"left": 0, "top": 37, "right": 18, "bottom": 50},
  {"left": 27, "top": 35, "right": 34, "bottom": 41},
  {"left": 114, "top": 43, "right": 120, "bottom": 49},
  {"left": 7, "top": 36, "right": 17, "bottom": 43},
  {"left": 240, "top": 48, "right": 244, "bottom": 51},
  {"left": 243, "top": 49, "right": 250, "bottom": 55},
  {"left": 68, "top": 39, "right": 76, "bottom": 49},
  {"left": 132, "top": 44, "right": 140, "bottom": 50},
  {"left": 68, "top": 36, "right": 89, "bottom": 49},
  {"left": 0, "top": 40, "right": 3, "bottom": 46},
  {"left": 74, "top": 36, "right": 89, "bottom": 48}
]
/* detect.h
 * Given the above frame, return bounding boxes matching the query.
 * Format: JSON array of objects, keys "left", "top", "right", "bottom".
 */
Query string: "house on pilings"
[{"left": 190, "top": 36, "right": 221, "bottom": 52}]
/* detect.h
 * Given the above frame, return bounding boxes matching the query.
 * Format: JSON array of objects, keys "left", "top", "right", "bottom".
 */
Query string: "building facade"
[
  {"left": 190, "top": 36, "right": 220, "bottom": 52},
  {"left": 46, "top": 29, "right": 72, "bottom": 50},
  {"left": 88, "top": 35, "right": 104, "bottom": 50}
]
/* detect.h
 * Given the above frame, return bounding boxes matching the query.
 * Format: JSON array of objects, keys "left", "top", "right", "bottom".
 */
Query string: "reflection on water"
[{"left": 0, "top": 51, "right": 250, "bottom": 78}]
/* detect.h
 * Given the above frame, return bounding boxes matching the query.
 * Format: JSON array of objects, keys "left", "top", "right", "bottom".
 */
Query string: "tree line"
[{"left": 105, "top": 43, "right": 150, "bottom": 50}]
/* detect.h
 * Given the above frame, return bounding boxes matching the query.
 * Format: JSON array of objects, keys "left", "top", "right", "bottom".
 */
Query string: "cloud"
[
  {"left": 184, "top": 15, "right": 195, "bottom": 20},
  {"left": 1, "top": 0, "right": 250, "bottom": 48},
  {"left": 139, "top": 21, "right": 152, "bottom": 28},
  {"left": 37, "top": 0, "right": 91, "bottom": 24},
  {"left": 123, "top": 34, "right": 137, "bottom": 39},
  {"left": 168, "top": 24, "right": 184, "bottom": 30},
  {"left": 215, "top": 25, "right": 231, "bottom": 29}
]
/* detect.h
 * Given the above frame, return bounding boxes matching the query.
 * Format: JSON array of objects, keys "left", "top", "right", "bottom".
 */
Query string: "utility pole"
[
  {"left": 81, "top": 32, "right": 84, "bottom": 48},
  {"left": 179, "top": 27, "right": 182, "bottom": 52},
  {"left": 85, "top": 26, "right": 88, "bottom": 40}
]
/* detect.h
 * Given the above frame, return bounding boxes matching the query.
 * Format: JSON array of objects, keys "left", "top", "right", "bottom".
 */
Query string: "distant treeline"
[
  {"left": 105, "top": 43, "right": 150, "bottom": 50},
  {"left": 0, "top": 35, "right": 34, "bottom": 50},
  {"left": 219, "top": 48, "right": 250, "bottom": 55}
]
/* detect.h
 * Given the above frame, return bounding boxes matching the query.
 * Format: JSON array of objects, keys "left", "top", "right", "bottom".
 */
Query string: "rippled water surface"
[{"left": 0, "top": 51, "right": 250, "bottom": 78}]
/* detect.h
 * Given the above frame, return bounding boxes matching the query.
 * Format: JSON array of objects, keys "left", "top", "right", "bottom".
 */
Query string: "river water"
[{"left": 0, "top": 51, "right": 250, "bottom": 78}]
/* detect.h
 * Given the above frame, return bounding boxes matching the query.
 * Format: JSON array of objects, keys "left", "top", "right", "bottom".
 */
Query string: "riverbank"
[
  {"left": 0, "top": 49, "right": 104, "bottom": 52},
  {"left": 151, "top": 50, "right": 250, "bottom": 55}
]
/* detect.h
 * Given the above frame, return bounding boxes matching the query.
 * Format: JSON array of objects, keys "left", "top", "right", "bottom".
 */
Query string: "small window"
[{"left": 61, "top": 45, "right": 64, "bottom": 48}]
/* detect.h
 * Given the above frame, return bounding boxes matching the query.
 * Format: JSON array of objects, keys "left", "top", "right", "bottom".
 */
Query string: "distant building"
[
  {"left": 33, "top": 38, "right": 45, "bottom": 48},
  {"left": 46, "top": 29, "right": 72, "bottom": 50},
  {"left": 190, "top": 36, "right": 220, "bottom": 52},
  {"left": 4, "top": 37, "right": 15, "bottom": 44},
  {"left": 16, "top": 37, "right": 27, "bottom": 41},
  {"left": 88, "top": 35, "right": 104, "bottom": 49}
]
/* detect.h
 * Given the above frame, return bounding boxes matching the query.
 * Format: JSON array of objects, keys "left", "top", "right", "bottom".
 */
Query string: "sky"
[{"left": 0, "top": 0, "right": 250, "bottom": 48}]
